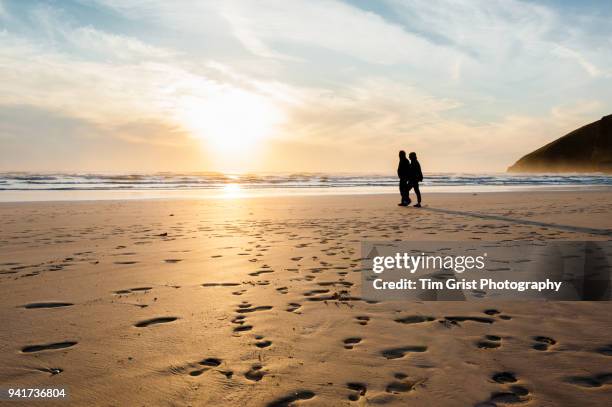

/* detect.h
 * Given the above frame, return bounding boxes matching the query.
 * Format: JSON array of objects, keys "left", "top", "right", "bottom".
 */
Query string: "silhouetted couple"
[{"left": 397, "top": 150, "right": 422, "bottom": 207}]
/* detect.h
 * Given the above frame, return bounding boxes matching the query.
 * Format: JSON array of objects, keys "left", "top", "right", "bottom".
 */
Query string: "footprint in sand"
[
  {"left": 443, "top": 316, "right": 495, "bottom": 325},
  {"left": 491, "top": 372, "right": 517, "bottom": 384},
  {"left": 477, "top": 371, "right": 530, "bottom": 406},
  {"left": 303, "top": 289, "right": 329, "bottom": 297},
  {"left": 236, "top": 304, "right": 273, "bottom": 313},
  {"left": 266, "top": 390, "right": 315, "bottom": 407},
  {"left": 114, "top": 287, "right": 152, "bottom": 295},
  {"left": 245, "top": 364, "right": 265, "bottom": 381},
  {"left": 355, "top": 316, "right": 370, "bottom": 326},
  {"left": 346, "top": 382, "right": 367, "bottom": 401},
  {"left": 484, "top": 309, "right": 513, "bottom": 320},
  {"left": 164, "top": 259, "right": 182, "bottom": 263},
  {"left": 286, "top": 303, "right": 301, "bottom": 313},
  {"left": 21, "top": 341, "right": 77, "bottom": 353},
  {"left": 381, "top": 346, "right": 427, "bottom": 360},
  {"left": 565, "top": 373, "right": 612, "bottom": 388},
  {"left": 386, "top": 382, "right": 412, "bottom": 393},
  {"left": 134, "top": 317, "right": 178, "bottom": 327},
  {"left": 200, "top": 357, "right": 222, "bottom": 367},
  {"left": 255, "top": 339, "right": 272, "bottom": 348},
  {"left": 532, "top": 336, "right": 556, "bottom": 351},
  {"left": 202, "top": 282, "right": 241, "bottom": 287},
  {"left": 343, "top": 337, "right": 362, "bottom": 350},
  {"left": 394, "top": 315, "right": 435, "bottom": 325},
  {"left": 189, "top": 358, "right": 223, "bottom": 377},
  {"left": 487, "top": 386, "right": 530, "bottom": 405},
  {"left": 22, "top": 302, "right": 73, "bottom": 309},
  {"left": 276, "top": 286, "right": 288, "bottom": 294},
  {"left": 386, "top": 375, "right": 423, "bottom": 394},
  {"left": 477, "top": 335, "right": 502, "bottom": 349},
  {"left": 249, "top": 269, "right": 274, "bottom": 277},
  {"left": 232, "top": 315, "right": 246, "bottom": 325},
  {"left": 233, "top": 325, "right": 253, "bottom": 333},
  {"left": 317, "top": 281, "right": 353, "bottom": 288}
]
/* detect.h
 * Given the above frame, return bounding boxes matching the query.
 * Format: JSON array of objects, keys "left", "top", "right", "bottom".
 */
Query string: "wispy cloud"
[
  {"left": 551, "top": 45, "right": 610, "bottom": 78},
  {"left": 219, "top": 0, "right": 456, "bottom": 66},
  {"left": 70, "top": 26, "right": 173, "bottom": 60}
]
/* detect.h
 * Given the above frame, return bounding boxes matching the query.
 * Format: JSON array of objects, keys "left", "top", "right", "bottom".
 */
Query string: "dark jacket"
[
  {"left": 410, "top": 160, "right": 423, "bottom": 182},
  {"left": 397, "top": 158, "right": 410, "bottom": 180}
]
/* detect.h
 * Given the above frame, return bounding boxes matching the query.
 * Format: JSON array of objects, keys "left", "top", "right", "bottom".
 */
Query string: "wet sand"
[{"left": 0, "top": 191, "right": 611, "bottom": 406}]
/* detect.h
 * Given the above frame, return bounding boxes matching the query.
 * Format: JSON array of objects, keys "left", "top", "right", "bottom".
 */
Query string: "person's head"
[
  {"left": 399, "top": 150, "right": 406, "bottom": 159},
  {"left": 409, "top": 152, "right": 417, "bottom": 160}
]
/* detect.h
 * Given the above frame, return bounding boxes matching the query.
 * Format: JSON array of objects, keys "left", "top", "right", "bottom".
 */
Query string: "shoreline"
[{"left": 1, "top": 184, "right": 611, "bottom": 203}]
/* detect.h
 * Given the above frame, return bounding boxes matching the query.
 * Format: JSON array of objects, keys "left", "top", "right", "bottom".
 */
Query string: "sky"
[{"left": 1, "top": 0, "right": 611, "bottom": 173}]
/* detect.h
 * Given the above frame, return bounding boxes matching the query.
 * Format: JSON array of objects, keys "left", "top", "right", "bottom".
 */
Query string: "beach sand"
[{"left": 1, "top": 190, "right": 611, "bottom": 406}]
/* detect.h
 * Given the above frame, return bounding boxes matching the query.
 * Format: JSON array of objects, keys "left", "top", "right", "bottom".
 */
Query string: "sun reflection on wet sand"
[{"left": 222, "top": 183, "right": 243, "bottom": 198}]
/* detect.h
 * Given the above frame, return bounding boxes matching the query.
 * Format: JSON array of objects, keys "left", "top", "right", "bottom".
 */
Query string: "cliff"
[{"left": 508, "top": 114, "right": 612, "bottom": 173}]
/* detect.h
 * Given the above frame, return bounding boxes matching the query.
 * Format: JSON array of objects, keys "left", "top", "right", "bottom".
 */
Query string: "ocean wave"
[{"left": 0, "top": 172, "right": 610, "bottom": 191}]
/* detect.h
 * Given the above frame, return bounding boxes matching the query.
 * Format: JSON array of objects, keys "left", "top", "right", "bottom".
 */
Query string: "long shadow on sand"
[{"left": 423, "top": 207, "right": 612, "bottom": 237}]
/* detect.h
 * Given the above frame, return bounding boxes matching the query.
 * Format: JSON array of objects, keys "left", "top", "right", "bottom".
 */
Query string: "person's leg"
[
  {"left": 405, "top": 180, "right": 412, "bottom": 204},
  {"left": 399, "top": 180, "right": 410, "bottom": 205},
  {"left": 405, "top": 181, "right": 413, "bottom": 204},
  {"left": 413, "top": 182, "right": 421, "bottom": 206}
]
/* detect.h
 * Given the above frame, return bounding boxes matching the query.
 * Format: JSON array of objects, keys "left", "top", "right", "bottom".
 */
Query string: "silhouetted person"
[
  {"left": 408, "top": 152, "right": 423, "bottom": 207},
  {"left": 397, "top": 150, "right": 410, "bottom": 206}
]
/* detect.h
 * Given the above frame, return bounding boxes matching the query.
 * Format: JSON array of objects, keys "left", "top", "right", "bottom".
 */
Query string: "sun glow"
[
  {"left": 179, "top": 88, "right": 283, "bottom": 152},
  {"left": 222, "top": 183, "right": 243, "bottom": 198}
]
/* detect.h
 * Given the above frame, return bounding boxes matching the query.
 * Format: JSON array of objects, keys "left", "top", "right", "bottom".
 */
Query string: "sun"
[{"left": 179, "top": 88, "right": 283, "bottom": 152}]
